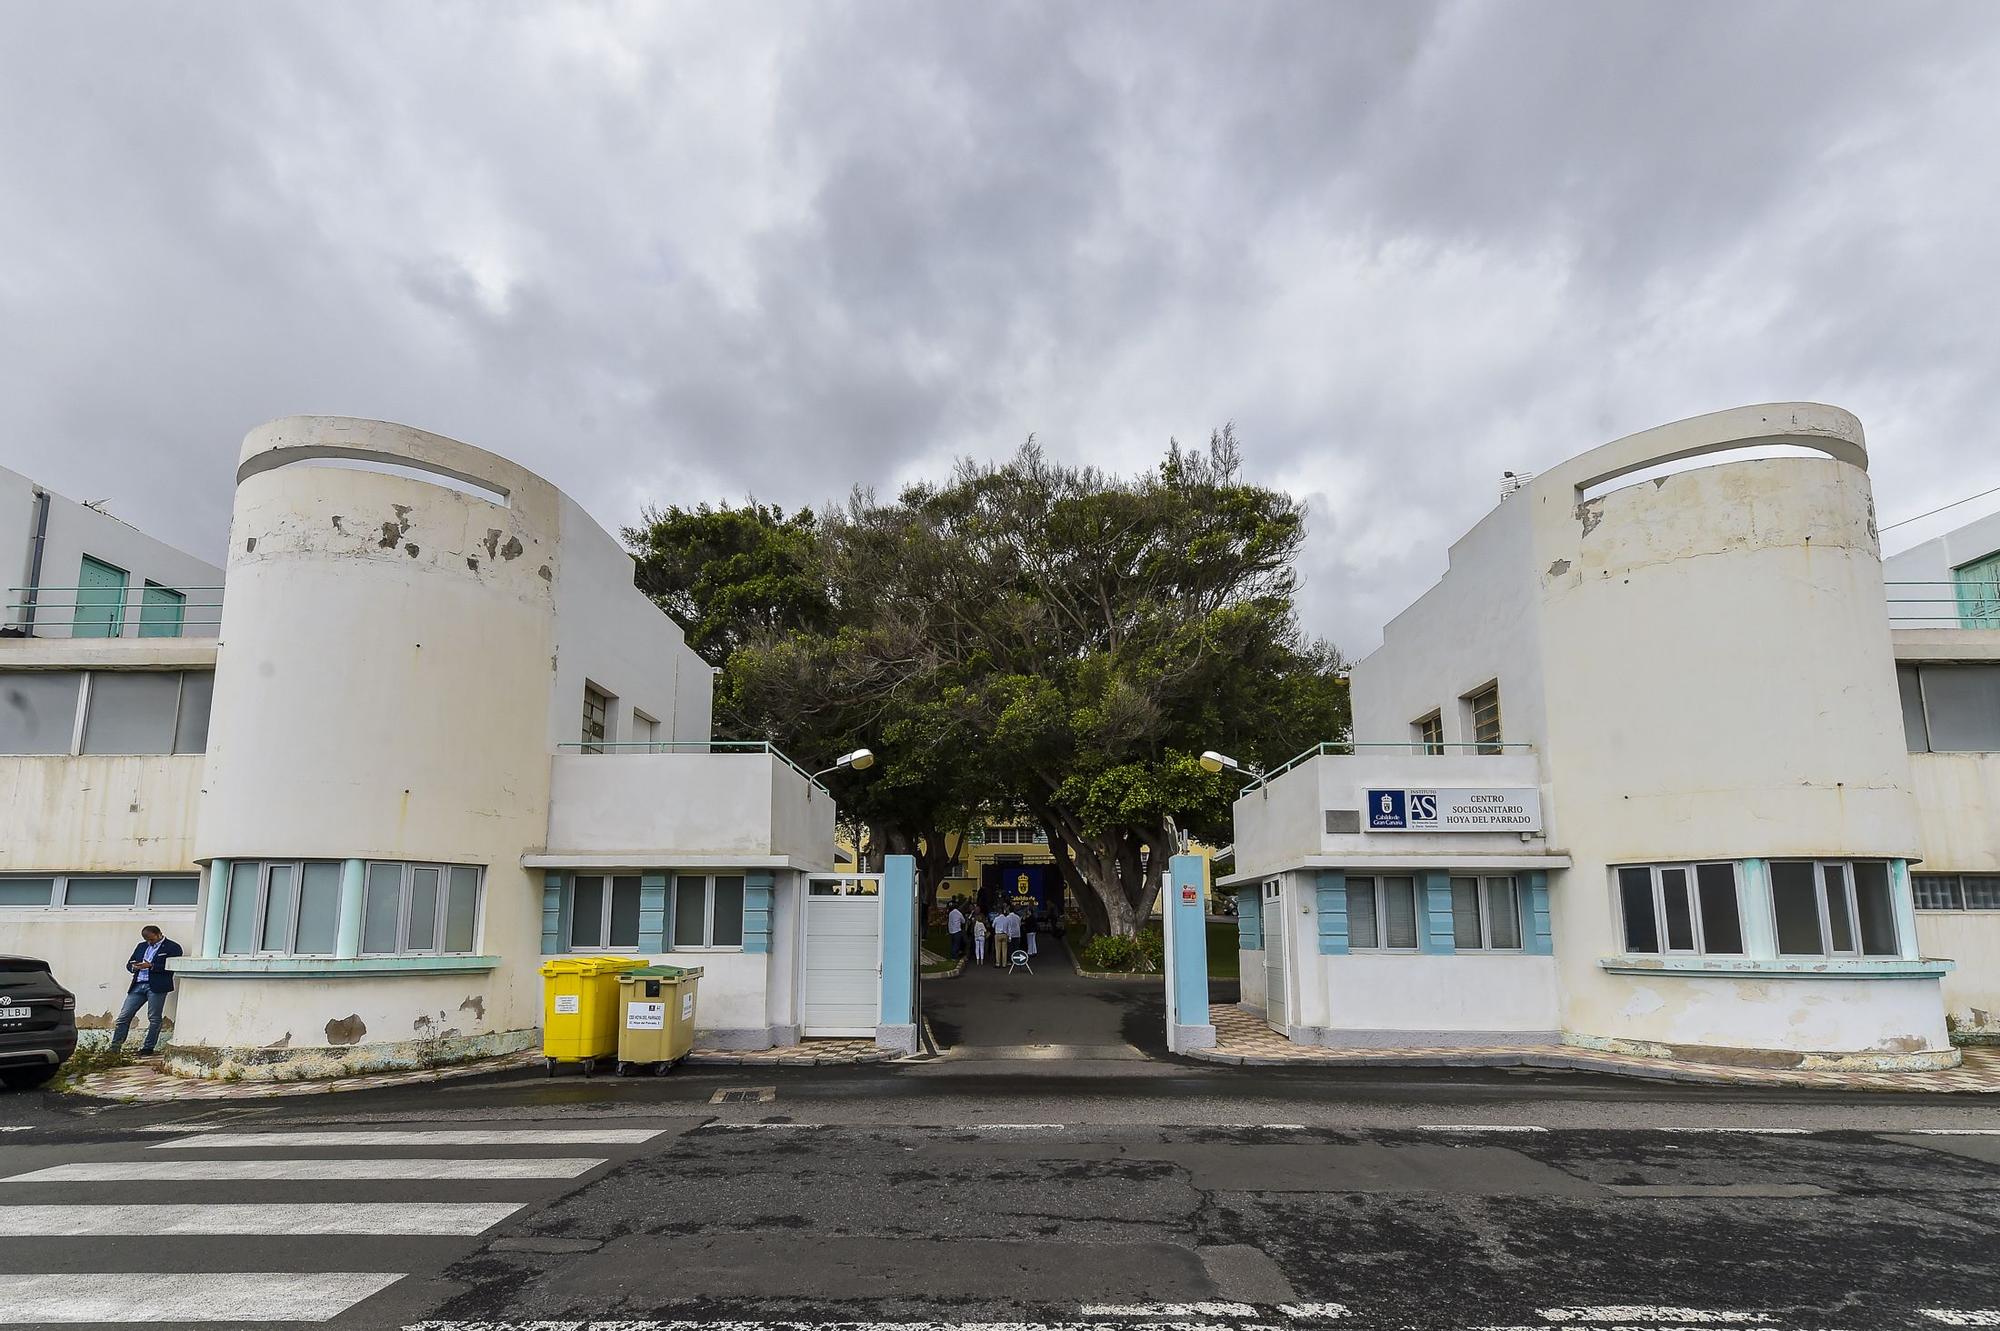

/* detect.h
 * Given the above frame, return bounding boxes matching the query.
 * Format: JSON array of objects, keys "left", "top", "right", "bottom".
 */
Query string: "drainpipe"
[{"left": 19, "top": 487, "right": 49, "bottom": 635}]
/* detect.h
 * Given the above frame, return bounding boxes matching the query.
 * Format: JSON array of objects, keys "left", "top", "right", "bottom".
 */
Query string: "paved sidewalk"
[{"left": 1193, "top": 1002, "right": 2000, "bottom": 1091}]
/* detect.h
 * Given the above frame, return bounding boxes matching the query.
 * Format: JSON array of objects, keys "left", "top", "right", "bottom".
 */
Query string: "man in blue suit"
[{"left": 111, "top": 925, "right": 182, "bottom": 1056}]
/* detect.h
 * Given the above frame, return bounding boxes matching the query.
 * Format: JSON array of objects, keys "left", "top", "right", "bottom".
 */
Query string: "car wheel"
[{"left": 0, "top": 1064, "right": 58, "bottom": 1091}]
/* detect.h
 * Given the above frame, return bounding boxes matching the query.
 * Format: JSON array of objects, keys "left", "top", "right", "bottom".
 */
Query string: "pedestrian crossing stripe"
[
  {"left": 4, "top": 1157, "right": 607, "bottom": 1183},
  {"left": 0, "top": 1201, "right": 522, "bottom": 1236},
  {"left": 0, "top": 1272, "right": 402, "bottom": 1323},
  {"left": 151, "top": 1128, "right": 667, "bottom": 1149}
]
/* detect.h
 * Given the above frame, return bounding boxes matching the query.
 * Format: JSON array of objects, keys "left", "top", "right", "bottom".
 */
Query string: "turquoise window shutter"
[
  {"left": 1236, "top": 888, "right": 1262, "bottom": 952},
  {"left": 1525, "top": 871, "right": 1553, "bottom": 955},
  {"left": 540, "top": 873, "right": 566, "bottom": 955},
  {"left": 743, "top": 871, "right": 774, "bottom": 954},
  {"left": 1421, "top": 871, "right": 1455, "bottom": 954},
  {"left": 638, "top": 874, "right": 668, "bottom": 952},
  {"left": 74, "top": 555, "right": 128, "bottom": 638},
  {"left": 1954, "top": 552, "right": 2000, "bottom": 628},
  {"left": 1317, "top": 871, "right": 1349, "bottom": 954},
  {"left": 139, "top": 583, "right": 186, "bottom": 638}
]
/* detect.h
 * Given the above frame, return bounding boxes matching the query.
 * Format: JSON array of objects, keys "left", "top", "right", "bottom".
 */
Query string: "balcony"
[
  {"left": 5, "top": 584, "right": 223, "bottom": 639},
  {"left": 533, "top": 742, "right": 836, "bottom": 870},
  {"left": 1887, "top": 580, "right": 2000, "bottom": 630}
]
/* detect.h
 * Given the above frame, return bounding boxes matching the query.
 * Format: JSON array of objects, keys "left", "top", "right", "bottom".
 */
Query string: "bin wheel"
[
  {"left": 582, "top": 1057, "right": 596, "bottom": 1078},
  {"left": 616, "top": 1061, "right": 633, "bottom": 1077},
  {"left": 544, "top": 1058, "right": 556, "bottom": 1078},
  {"left": 653, "top": 1060, "right": 673, "bottom": 1077}
]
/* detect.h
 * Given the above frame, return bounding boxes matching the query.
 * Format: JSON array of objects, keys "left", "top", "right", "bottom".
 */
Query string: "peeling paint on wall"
[
  {"left": 1546, "top": 558, "right": 1570, "bottom": 577},
  {"left": 500, "top": 536, "right": 523, "bottom": 560},
  {"left": 325, "top": 1014, "right": 367, "bottom": 1045},
  {"left": 1574, "top": 498, "right": 1604, "bottom": 536},
  {"left": 459, "top": 995, "right": 485, "bottom": 1021}
]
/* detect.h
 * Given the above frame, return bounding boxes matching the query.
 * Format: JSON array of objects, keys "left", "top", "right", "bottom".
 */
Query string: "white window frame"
[
  {"left": 1345, "top": 874, "right": 1421, "bottom": 952},
  {"left": 1414, "top": 711, "right": 1444, "bottom": 756},
  {"left": 670, "top": 873, "right": 747, "bottom": 950},
  {"left": 0, "top": 872, "right": 201, "bottom": 912},
  {"left": 1770, "top": 859, "right": 1899, "bottom": 959},
  {"left": 359, "top": 860, "right": 484, "bottom": 957},
  {"left": 224, "top": 860, "right": 345, "bottom": 957},
  {"left": 1450, "top": 874, "right": 1524, "bottom": 951},
  {"left": 1463, "top": 682, "right": 1502, "bottom": 755},
  {"left": 1614, "top": 862, "right": 1745, "bottom": 956},
  {"left": 567, "top": 874, "right": 644, "bottom": 952},
  {"left": 581, "top": 682, "right": 612, "bottom": 753}
]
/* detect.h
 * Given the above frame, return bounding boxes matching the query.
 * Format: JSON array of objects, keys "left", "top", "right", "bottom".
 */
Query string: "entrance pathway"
[
  {"left": 1195, "top": 1002, "right": 2000, "bottom": 1091},
  {"left": 922, "top": 933, "right": 1161, "bottom": 1059}
]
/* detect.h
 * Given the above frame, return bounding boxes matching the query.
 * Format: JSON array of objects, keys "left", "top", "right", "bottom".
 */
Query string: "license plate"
[{"left": 0, "top": 1006, "right": 31, "bottom": 1023}]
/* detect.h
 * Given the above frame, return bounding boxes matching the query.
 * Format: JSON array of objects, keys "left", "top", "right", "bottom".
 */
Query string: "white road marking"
[
  {"left": 1275, "top": 1305, "right": 1349, "bottom": 1320},
  {"left": 972, "top": 1123, "right": 1067, "bottom": 1131},
  {"left": 1656, "top": 1127, "right": 1807, "bottom": 1135},
  {"left": 4, "top": 1157, "right": 607, "bottom": 1183},
  {"left": 707, "top": 1123, "right": 826, "bottom": 1131},
  {"left": 404, "top": 1324, "right": 1251, "bottom": 1331},
  {"left": 0, "top": 1126, "right": 30, "bottom": 1133},
  {"left": 1083, "top": 1306, "right": 1260, "bottom": 1318},
  {"left": 0, "top": 1271, "right": 401, "bottom": 1323},
  {"left": 0, "top": 1201, "right": 522, "bottom": 1235},
  {"left": 1416, "top": 1124, "right": 1549, "bottom": 1133},
  {"left": 152, "top": 1128, "right": 664, "bottom": 1148},
  {"left": 1538, "top": 1308, "right": 1774, "bottom": 1323},
  {"left": 1922, "top": 1313, "right": 2000, "bottom": 1327},
  {"left": 1907, "top": 1129, "right": 2000, "bottom": 1136}
]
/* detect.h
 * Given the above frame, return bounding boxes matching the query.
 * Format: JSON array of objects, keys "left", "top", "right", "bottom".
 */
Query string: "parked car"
[{"left": 0, "top": 957, "right": 77, "bottom": 1090}]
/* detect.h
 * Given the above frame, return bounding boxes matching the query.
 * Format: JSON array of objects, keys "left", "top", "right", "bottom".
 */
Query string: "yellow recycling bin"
[
  {"left": 614, "top": 965, "right": 703, "bottom": 1076},
  {"left": 539, "top": 956, "right": 647, "bottom": 1076}
]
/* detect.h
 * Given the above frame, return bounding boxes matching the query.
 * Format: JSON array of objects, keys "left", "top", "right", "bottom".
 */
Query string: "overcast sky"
[{"left": 3, "top": 2, "right": 1998, "bottom": 655}]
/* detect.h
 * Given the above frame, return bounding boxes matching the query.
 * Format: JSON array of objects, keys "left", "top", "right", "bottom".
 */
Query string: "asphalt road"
[{"left": 0, "top": 963, "right": 1996, "bottom": 1329}]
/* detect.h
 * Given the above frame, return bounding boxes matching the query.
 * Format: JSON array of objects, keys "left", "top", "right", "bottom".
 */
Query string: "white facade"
[
  {"left": 1230, "top": 404, "right": 1961, "bottom": 1069},
  {"left": 2, "top": 417, "right": 848, "bottom": 1077},
  {"left": 2, "top": 461, "right": 223, "bottom": 639}
]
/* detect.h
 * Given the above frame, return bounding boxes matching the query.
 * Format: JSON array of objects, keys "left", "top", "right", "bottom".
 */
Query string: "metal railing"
[
  {"left": 6, "top": 585, "right": 224, "bottom": 638},
  {"left": 1242, "top": 739, "right": 1537, "bottom": 793},
  {"left": 1886, "top": 581, "right": 2000, "bottom": 629},
  {"left": 553, "top": 738, "right": 828, "bottom": 791}
]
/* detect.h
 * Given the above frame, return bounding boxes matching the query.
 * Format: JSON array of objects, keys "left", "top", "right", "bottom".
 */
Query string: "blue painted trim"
[
  {"left": 1889, "top": 859, "right": 1920, "bottom": 961},
  {"left": 1235, "top": 887, "right": 1262, "bottom": 952},
  {"left": 743, "top": 871, "right": 774, "bottom": 955},
  {"left": 541, "top": 872, "right": 565, "bottom": 955},
  {"left": 879, "top": 856, "right": 917, "bottom": 1026},
  {"left": 335, "top": 858, "right": 366, "bottom": 959},
  {"left": 173, "top": 955, "right": 501, "bottom": 978},
  {"left": 638, "top": 873, "right": 668, "bottom": 952},
  {"left": 1421, "top": 870, "right": 1455, "bottom": 955},
  {"left": 199, "top": 859, "right": 229, "bottom": 958},
  {"left": 1737, "top": 858, "right": 1777, "bottom": 959},
  {"left": 1525, "top": 871, "right": 1552, "bottom": 955},
  {"left": 1168, "top": 854, "right": 1209, "bottom": 1027},
  {"left": 1317, "top": 870, "right": 1349, "bottom": 955}
]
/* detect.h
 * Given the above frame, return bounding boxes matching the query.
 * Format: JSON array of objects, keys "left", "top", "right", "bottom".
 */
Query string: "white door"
[
  {"left": 803, "top": 876, "right": 883, "bottom": 1037},
  {"left": 1261, "top": 879, "right": 1288, "bottom": 1033}
]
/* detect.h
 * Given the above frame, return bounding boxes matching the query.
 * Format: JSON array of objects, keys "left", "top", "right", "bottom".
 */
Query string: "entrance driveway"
[{"left": 922, "top": 934, "right": 1166, "bottom": 1059}]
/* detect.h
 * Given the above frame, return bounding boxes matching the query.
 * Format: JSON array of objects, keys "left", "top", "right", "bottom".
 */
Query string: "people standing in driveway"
[
  {"left": 972, "top": 911, "right": 989, "bottom": 965},
  {"left": 111, "top": 925, "right": 181, "bottom": 1056},
  {"left": 946, "top": 903, "right": 965, "bottom": 959}
]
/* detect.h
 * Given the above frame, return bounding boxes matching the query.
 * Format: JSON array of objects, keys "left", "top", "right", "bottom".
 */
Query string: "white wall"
[
  {"left": 544, "top": 752, "right": 834, "bottom": 865},
  {"left": 1319, "top": 955, "right": 1559, "bottom": 1038},
  {"left": 1917, "top": 912, "right": 2000, "bottom": 1036},
  {"left": 1, "top": 462, "right": 224, "bottom": 638}
]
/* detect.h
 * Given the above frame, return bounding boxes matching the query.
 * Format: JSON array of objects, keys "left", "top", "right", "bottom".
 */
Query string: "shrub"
[{"left": 1078, "top": 926, "right": 1165, "bottom": 973}]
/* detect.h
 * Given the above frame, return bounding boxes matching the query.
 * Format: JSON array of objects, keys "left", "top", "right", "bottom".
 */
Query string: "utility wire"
[{"left": 1880, "top": 482, "right": 2000, "bottom": 533}]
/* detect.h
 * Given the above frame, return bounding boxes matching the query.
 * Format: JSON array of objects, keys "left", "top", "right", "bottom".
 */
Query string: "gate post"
[
  {"left": 877, "top": 854, "right": 919, "bottom": 1054},
  {"left": 1166, "top": 853, "right": 1215, "bottom": 1051}
]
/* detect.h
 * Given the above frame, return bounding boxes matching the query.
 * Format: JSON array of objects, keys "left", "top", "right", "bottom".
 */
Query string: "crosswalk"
[{"left": 0, "top": 1122, "right": 670, "bottom": 1325}]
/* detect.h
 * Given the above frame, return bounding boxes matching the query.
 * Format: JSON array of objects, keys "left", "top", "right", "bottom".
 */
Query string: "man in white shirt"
[{"left": 946, "top": 904, "right": 965, "bottom": 960}]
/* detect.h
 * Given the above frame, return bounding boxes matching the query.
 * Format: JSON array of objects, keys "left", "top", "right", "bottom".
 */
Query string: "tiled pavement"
[{"left": 1193, "top": 1002, "right": 2000, "bottom": 1091}]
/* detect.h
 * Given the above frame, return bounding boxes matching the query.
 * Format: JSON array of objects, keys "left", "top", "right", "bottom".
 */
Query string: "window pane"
[
  {"left": 1912, "top": 874, "right": 1964, "bottom": 910},
  {"left": 65, "top": 877, "right": 139, "bottom": 906},
  {"left": 147, "top": 876, "right": 200, "bottom": 907},
  {"left": 296, "top": 862, "right": 341, "bottom": 954},
  {"left": 1618, "top": 867, "right": 1660, "bottom": 953},
  {"left": 0, "top": 879, "right": 54, "bottom": 906},
  {"left": 258, "top": 864, "right": 295, "bottom": 951},
  {"left": 1966, "top": 876, "right": 2000, "bottom": 910},
  {"left": 1449, "top": 877, "right": 1482, "bottom": 948},
  {"left": 569, "top": 876, "right": 605, "bottom": 949},
  {"left": 1919, "top": 665, "right": 2000, "bottom": 752},
  {"left": 711, "top": 876, "right": 745, "bottom": 947},
  {"left": 1485, "top": 877, "right": 1522, "bottom": 949},
  {"left": 582, "top": 684, "right": 610, "bottom": 753},
  {"left": 444, "top": 867, "right": 480, "bottom": 953},
  {"left": 1346, "top": 878, "right": 1378, "bottom": 949},
  {"left": 1695, "top": 864, "right": 1744, "bottom": 953},
  {"left": 609, "top": 876, "right": 642, "bottom": 948},
  {"left": 1661, "top": 867, "right": 1696, "bottom": 951},
  {"left": 1853, "top": 862, "right": 1899, "bottom": 956},
  {"left": 0, "top": 671, "right": 82, "bottom": 754},
  {"left": 1771, "top": 861, "right": 1822, "bottom": 955},
  {"left": 173, "top": 671, "right": 213, "bottom": 754},
  {"left": 80, "top": 671, "right": 181, "bottom": 754},
  {"left": 223, "top": 861, "right": 260, "bottom": 953},
  {"left": 406, "top": 867, "right": 441, "bottom": 951},
  {"left": 1898, "top": 664, "right": 1930, "bottom": 754},
  {"left": 1823, "top": 863, "right": 1855, "bottom": 952},
  {"left": 672, "top": 876, "right": 707, "bottom": 947},
  {"left": 1382, "top": 877, "right": 1419, "bottom": 949},
  {"left": 1470, "top": 685, "right": 1502, "bottom": 755},
  {"left": 362, "top": 862, "right": 404, "bottom": 954}
]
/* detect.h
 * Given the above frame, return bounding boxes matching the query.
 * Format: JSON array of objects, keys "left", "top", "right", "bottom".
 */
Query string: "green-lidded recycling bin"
[
  {"left": 540, "top": 956, "right": 647, "bottom": 1076},
  {"left": 614, "top": 964, "right": 704, "bottom": 1076}
]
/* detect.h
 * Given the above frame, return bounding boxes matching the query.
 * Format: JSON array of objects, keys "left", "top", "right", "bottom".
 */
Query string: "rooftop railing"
[
  {"left": 553, "top": 739, "right": 829, "bottom": 792},
  {"left": 5, "top": 585, "right": 224, "bottom": 639},
  {"left": 1886, "top": 581, "right": 2000, "bottom": 629},
  {"left": 1242, "top": 739, "right": 1536, "bottom": 792}
]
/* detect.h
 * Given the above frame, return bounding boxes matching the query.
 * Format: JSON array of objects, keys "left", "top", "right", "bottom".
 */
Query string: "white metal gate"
[
  {"left": 1261, "top": 878, "right": 1288, "bottom": 1033},
  {"left": 803, "top": 874, "right": 883, "bottom": 1037}
]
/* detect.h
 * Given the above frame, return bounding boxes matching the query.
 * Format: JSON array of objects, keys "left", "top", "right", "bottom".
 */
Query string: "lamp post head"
[
  {"left": 841, "top": 748, "right": 876, "bottom": 772},
  {"left": 1199, "top": 750, "right": 1239, "bottom": 775}
]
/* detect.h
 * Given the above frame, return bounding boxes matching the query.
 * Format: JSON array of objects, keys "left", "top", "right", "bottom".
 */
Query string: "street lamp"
[
  {"left": 808, "top": 747, "right": 875, "bottom": 797},
  {"left": 1199, "top": 750, "right": 1254, "bottom": 780}
]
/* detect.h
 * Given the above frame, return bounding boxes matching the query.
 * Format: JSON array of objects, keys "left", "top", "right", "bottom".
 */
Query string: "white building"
[
  {"left": 0, "top": 417, "right": 910, "bottom": 1079},
  {"left": 1225, "top": 404, "right": 1963, "bottom": 1069}
]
